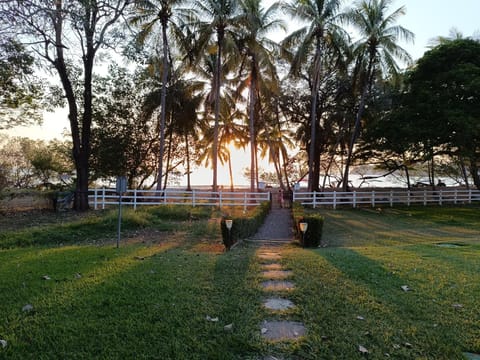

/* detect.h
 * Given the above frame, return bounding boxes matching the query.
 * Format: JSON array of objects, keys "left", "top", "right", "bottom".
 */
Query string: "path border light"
[
  {"left": 225, "top": 219, "right": 233, "bottom": 251},
  {"left": 299, "top": 222, "right": 308, "bottom": 247}
]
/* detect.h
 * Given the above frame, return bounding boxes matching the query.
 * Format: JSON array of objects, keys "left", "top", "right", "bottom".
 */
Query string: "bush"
[
  {"left": 292, "top": 201, "right": 324, "bottom": 248},
  {"left": 220, "top": 201, "right": 270, "bottom": 250}
]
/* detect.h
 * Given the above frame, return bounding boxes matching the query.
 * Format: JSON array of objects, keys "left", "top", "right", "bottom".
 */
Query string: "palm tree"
[
  {"left": 197, "top": 103, "right": 248, "bottom": 190},
  {"left": 282, "top": 0, "right": 348, "bottom": 192},
  {"left": 193, "top": 0, "right": 241, "bottom": 191},
  {"left": 341, "top": 0, "right": 413, "bottom": 191},
  {"left": 166, "top": 77, "right": 204, "bottom": 190},
  {"left": 130, "top": 0, "right": 188, "bottom": 191},
  {"left": 236, "top": 0, "right": 286, "bottom": 191}
]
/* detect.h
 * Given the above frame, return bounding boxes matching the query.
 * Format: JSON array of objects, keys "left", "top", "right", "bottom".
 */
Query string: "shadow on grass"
[
  {"left": 208, "top": 246, "right": 266, "bottom": 359},
  {"left": 320, "top": 207, "right": 479, "bottom": 247},
  {"left": 307, "top": 247, "right": 475, "bottom": 359}
]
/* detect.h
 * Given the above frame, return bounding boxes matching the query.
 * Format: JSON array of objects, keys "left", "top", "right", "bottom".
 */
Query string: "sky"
[
  {"left": 392, "top": 0, "right": 480, "bottom": 61},
  {"left": 3, "top": 0, "right": 480, "bottom": 186}
]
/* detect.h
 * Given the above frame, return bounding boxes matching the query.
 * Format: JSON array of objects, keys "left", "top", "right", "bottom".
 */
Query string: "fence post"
[
  {"left": 163, "top": 189, "right": 167, "bottom": 204},
  {"left": 353, "top": 191, "right": 357, "bottom": 208},
  {"left": 439, "top": 190, "right": 443, "bottom": 206},
  {"left": 468, "top": 189, "right": 472, "bottom": 204},
  {"left": 390, "top": 190, "right": 393, "bottom": 207},
  {"left": 244, "top": 192, "right": 247, "bottom": 212},
  {"left": 219, "top": 191, "right": 223, "bottom": 208},
  {"left": 407, "top": 191, "right": 411, "bottom": 206},
  {"left": 102, "top": 188, "right": 106, "bottom": 210},
  {"left": 92, "top": 188, "right": 97, "bottom": 210},
  {"left": 192, "top": 189, "right": 196, "bottom": 207},
  {"left": 133, "top": 189, "right": 137, "bottom": 210},
  {"left": 333, "top": 191, "right": 337, "bottom": 210},
  {"left": 312, "top": 191, "right": 316, "bottom": 209},
  {"left": 423, "top": 189, "right": 427, "bottom": 206},
  {"left": 454, "top": 189, "right": 457, "bottom": 204},
  {"left": 371, "top": 191, "right": 375, "bottom": 207}
]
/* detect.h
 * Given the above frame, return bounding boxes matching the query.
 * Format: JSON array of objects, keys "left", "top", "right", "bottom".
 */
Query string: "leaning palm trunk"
[
  {"left": 342, "top": 57, "right": 375, "bottom": 191},
  {"left": 185, "top": 133, "right": 192, "bottom": 191},
  {"left": 228, "top": 154, "right": 234, "bottom": 191},
  {"left": 156, "top": 20, "right": 169, "bottom": 191},
  {"left": 212, "top": 31, "right": 224, "bottom": 192},
  {"left": 249, "top": 66, "right": 257, "bottom": 192},
  {"left": 308, "top": 42, "right": 322, "bottom": 192}
]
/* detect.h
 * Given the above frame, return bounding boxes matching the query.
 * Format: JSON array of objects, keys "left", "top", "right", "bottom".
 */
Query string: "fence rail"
[
  {"left": 293, "top": 189, "right": 480, "bottom": 209},
  {"left": 89, "top": 188, "right": 270, "bottom": 211}
]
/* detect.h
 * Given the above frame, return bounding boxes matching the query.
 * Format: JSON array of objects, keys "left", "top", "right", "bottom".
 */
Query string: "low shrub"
[
  {"left": 292, "top": 201, "right": 324, "bottom": 248},
  {"left": 220, "top": 201, "right": 270, "bottom": 250}
]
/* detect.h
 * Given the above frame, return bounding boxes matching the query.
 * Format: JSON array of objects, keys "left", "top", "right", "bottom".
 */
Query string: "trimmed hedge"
[
  {"left": 220, "top": 202, "right": 270, "bottom": 250},
  {"left": 292, "top": 201, "right": 324, "bottom": 248}
]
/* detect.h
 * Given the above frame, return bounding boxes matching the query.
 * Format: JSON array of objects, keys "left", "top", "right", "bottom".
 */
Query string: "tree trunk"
[
  {"left": 342, "top": 56, "right": 375, "bottom": 192},
  {"left": 212, "top": 29, "right": 224, "bottom": 192},
  {"left": 459, "top": 156, "right": 469, "bottom": 189},
  {"left": 249, "top": 62, "right": 257, "bottom": 192},
  {"left": 469, "top": 158, "right": 480, "bottom": 189},
  {"left": 308, "top": 40, "right": 322, "bottom": 192},
  {"left": 185, "top": 133, "right": 191, "bottom": 191},
  {"left": 53, "top": 1, "right": 88, "bottom": 210},
  {"left": 308, "top": 78, "right": 319, "bottom": 192},
  {"left": 228, "top": 153, "right": 234, "bottom": 191},
  {"left": 163, "top": 126, "right": 174, "bottom": 190},
  {"left": 156, "top": 19, "right": 169, "bottom": 191}
]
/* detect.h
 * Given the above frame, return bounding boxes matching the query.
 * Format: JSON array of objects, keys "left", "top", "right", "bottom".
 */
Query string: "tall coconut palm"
[
  {"left": 197, "top": 104, "right": 248, "bottom": 190},
  {"left": 282, "top": 0, "right": 348, "bottom": 192},
  {"left": 341, "top": 0, "right": 413, "bottom": 191},
  {"left": 130, "top": 0, "right": 189, "bottom": 191},
  {"left": 236, "top": 0, "right": 286, "bottom": 191},
  {"left": 193, "top": 0, "right": 241, "bottom": 191}
]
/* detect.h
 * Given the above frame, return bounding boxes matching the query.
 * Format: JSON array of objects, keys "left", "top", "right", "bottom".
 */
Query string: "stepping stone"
[
  {"left": 464, "top": 353, "right": 480, "bottom": 360},
  {"left": 263, "top": 298, "right": 296, "bottom": 311},
  {"left": 261, "top": 263, "right": 283, "bottom": 271},
  {"left": 261, "top": 280, "right": 295, "bottom": 291},
  {"left": 261, "top": 320, "right": 306, "bottom": 341},
  {"left": 261, "top": 270, "right": 293, "bottom": 279},
  {"left": 258, "top": 253, "right": 282, "bottom": 260}
]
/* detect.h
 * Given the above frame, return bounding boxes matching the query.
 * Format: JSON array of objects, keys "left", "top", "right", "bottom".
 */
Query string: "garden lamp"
[{"left": 299, "top": 222, "right": 308, "bottom": 247}]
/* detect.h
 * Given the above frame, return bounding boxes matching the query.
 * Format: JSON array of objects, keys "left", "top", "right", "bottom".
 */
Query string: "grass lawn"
[{"left": 0, "top": 205, "right": 479, "bottom": 359}]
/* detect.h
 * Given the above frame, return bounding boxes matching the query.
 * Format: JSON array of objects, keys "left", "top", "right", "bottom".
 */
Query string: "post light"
[
  {"left": 299, "top": 222, "right": 308, "bottom": 247},
  {"left": 225, "top": 219, "right": 233, "bottom": 250}
]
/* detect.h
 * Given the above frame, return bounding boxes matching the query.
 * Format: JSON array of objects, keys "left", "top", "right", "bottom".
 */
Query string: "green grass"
[
  {"left": 319, "top": 205, "right": 480, "bottom": 247},
  {"left": 0, "top": 205, "right": 479, "bottom": 359}
]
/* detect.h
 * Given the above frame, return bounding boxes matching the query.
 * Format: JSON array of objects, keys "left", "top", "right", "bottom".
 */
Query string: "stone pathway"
[
  {"left": 257, "top": 247, "right": 305, "bottom": 343},
  {"left": 248, "top": 209, "right": 293, "bottom": 245},
  {"left": 244, "top": 192, "right": 306, "bottom": 358}
]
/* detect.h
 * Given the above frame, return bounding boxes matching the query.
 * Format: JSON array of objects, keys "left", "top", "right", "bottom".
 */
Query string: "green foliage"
[
  {"left": 90, "top": 65, "right": 158, "bottom": 185},
  {"left": 0, "top": 137, "right": 74, "bottom": 189},
  {"left": 220, "top": 202, "right": 270, "bottom": 249},
  {"left": 292, "top": 201, "right": 324, "bottom": 247},
  {"left": 0, "top": 38, "right": 44, "bottom": 129}
]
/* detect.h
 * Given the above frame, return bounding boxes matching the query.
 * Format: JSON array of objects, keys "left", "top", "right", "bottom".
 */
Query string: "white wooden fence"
[
  {"left": 89, "top": 188, "right": 270, "bottom": 211},
  {"left": 293, "top": 189, "right": 480, "bottom": 209}
]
